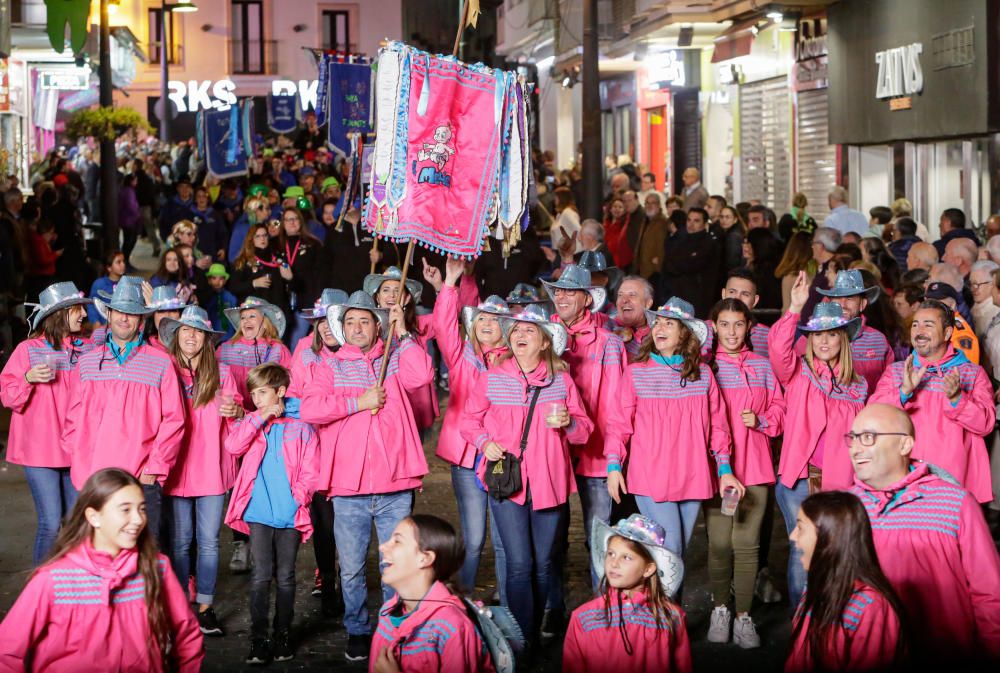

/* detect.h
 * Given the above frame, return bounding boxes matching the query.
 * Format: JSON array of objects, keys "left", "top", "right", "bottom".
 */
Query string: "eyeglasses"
[
  {"left": 843, "top": 431, "right": 910, "bottom": 448},
  {"left": 971, "top": 280, "right": 993, "bottom": 290}
]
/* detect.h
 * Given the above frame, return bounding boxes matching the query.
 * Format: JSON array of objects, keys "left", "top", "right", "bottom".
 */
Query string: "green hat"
[
  {"left": 248, "top": 184, "right": 269, "bottom": 198},
  {"left": 321, "top": 176, "right": 341, "bottom": 191},
  {"left": 206, "top": 263, "right": 230, "bottom": 280},
  {"left": 283, "top": 186, "right": 305, "bottom": 199}
]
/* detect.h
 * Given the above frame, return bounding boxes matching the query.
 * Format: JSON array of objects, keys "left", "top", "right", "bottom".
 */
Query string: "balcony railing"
[{"left": 228, "top": 39, "right": 277, "bottom": 76}]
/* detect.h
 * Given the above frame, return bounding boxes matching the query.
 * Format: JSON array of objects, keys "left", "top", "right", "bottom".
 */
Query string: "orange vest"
[{"left": 951, "top": 313, "right": 980, "bottom": 364}]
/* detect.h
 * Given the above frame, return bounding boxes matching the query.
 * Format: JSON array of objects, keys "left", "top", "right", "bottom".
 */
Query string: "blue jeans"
[
  {"left": 333, "top": 491, "right": 414, "bottom": 636},
  {"left": 776, "top": 479, "right": 810, "bottom": 609},
  {"left": 24, "top": 467, "right": 75, "bottom": 565},
  {"left": 169, "top": 494, "right": 225, "bottom": 605},
  {"left": 489, "top": 492, "right": 568, "bottom": 639},
  {"left": 287, "top": 312, "right": 311, "bottom": 349},
  {"left": 576, "top": 475, "right": 612, "bottom": 590},
  {"left": 451, "top": 465, "right": 506, "bottom": 598},
  {"left": 635, "top": 496, "right": 702, "bottom": 556},
  {"left": 142, "top": 482, "right": 164, "bottom": 549}
]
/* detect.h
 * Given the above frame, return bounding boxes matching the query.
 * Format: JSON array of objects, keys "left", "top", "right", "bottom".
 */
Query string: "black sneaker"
[
  {"left": 196, "top": 607, "right": 225, "bottom": 637},
  {"left": 321, "top": 583, "right": 344, "bottom": 619},
  {"left": 272, "top": 631, "right": 294, "bottom": 662},
  {"left": 345, "top": 634, "right": 371, "bottom": 662},
  {"left": 245, "top": 638, "right": 271, "bottom": 665},
  {"left": 540, "top": 609, "right": 566, "bottom": 639}
]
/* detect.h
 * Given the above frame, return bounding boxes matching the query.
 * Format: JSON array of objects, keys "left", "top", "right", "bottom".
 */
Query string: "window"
[
  {"left": 148, "top": 8, "right": 178, "bottom": 65},
  {"left": 231, "top": 0, "right": 265, "bottom": 74},
  {"left": 322, "top": 10, "right": 351, "bottom": 52}
]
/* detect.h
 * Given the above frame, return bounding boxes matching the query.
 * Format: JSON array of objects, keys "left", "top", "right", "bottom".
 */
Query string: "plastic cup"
[
  {"left": 38, "top": 352, "right": 60, "bottom": 381},
  {"left": 545, "top": 402, "right": 566, "bottom": 428},
  {"left": 721, "top": 486, "right": 741, "bottom": 516}
]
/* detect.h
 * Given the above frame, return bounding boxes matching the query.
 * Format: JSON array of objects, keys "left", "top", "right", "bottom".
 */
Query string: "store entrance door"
[{"left": 647, "top": 106, "right": 667, "bottom": 191}]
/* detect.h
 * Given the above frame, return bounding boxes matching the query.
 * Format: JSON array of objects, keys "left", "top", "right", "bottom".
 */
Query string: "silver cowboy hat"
[
  {"left": 499, "top": 304, "right": 569, "bottom": 357},
  {"left": 505, "top": 283, "right": 545, "bottom": 305},
  {"left": 224, "top": 296, "right": 287, "bottom": 339},
  {"left": 147, "top": 285, "right": 190, "bottom": 312},
  {"left": 159, "top": 305, "right": 225, "bottom": 348},
  {"left": 817, "top": 269, "right": 880, "bottom": 303},
  {"left": 798, "top": 301, "right": 863, "bottom": 342},
  {"left": 645, "top": 296, "right": 709, "bottom": 346},
  {"left": 541, "top": 265, "right": 607, "bottom": 313},
  {"left": 461, "top": 295, "right": 512, "bottom": 338},
  {"left": 363, "top": 266, "right": 423, "bottom": 305},
  {"left": 299, "top": 288, "right": 350, "bottom": 320},
  {"left": 93, "top": 276, "right": 154, "bottom": 317},
  {"left": 327, "top": 290, "right": 390, "bottom": 345},
  {"left": 27, "top": 281, "right": 92, "bottom": 330},
  {"left": 578, "top": 250, "right": 624, "bottom": 294},
  {"left": 591, "top": 515, "right": 685, "bottom": 598}
]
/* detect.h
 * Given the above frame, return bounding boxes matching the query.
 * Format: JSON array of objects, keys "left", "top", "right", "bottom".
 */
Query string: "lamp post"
[
  {"left": 99, "top": 0, "right": 117, "bottom": 247},
  {"left": 159, "top": 0, "right": 198, "bottom": 143}
]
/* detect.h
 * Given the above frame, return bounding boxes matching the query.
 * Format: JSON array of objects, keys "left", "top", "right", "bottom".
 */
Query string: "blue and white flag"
[
  {"left": 327, "top": 60, "right": 373, "bottom": 156},
  {"left": 267, "top": 92, "right": 299, "bottom": 134},
  {"left": 203, "top": 106, "right": 247, "bottom": 179}
]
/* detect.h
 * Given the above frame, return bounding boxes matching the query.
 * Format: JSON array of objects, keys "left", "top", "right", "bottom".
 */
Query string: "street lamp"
[{"left": 159, "top": 1, "right": 199, "bottom": 143}]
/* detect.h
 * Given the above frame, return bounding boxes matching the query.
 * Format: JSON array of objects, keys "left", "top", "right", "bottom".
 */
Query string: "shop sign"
[
  {"left": 874, "top": 43, "right": 923, "bottom": 100},
  {"left": 39, "top": 70, "right": 90, "bottom": 91},
  {"left": 794, "top": 15, "right": 828, "bottom": 91},
  {"left": 167, "top": 79, "right": 319, "bottom": 113},
  {"left": 0, "top": 59, "right": 9, "bottom": 113},
  {"left": 646, "top": 51, "right": 685, "bottom": 88}
]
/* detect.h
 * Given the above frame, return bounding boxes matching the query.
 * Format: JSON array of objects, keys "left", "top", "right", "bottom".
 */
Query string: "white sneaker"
[
  {"left": 754, "top": 568, "right": 782, "bottom": 604},
  {"left": 707, "top": 605, "right": 731, "bottom": 643},
  {"left": 733, "top": 615, "right": 761, "bottom": 649},
  {"left": 229, "top": 541, "right": 250, "bottom": 573}
]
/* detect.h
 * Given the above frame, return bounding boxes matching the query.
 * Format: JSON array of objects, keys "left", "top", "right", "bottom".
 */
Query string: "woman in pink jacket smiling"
[
  {"left": 0, "top": 282, "right": 94, "bottom": 564},
  {"left": 216, "top": 296, "right": 292, "bottom": 411},
  {"left": 768, "top": 271, "right": 868, "bottom": 609},
  {"left": 461, "top": 304, "right": 593, "bottom": 645}
]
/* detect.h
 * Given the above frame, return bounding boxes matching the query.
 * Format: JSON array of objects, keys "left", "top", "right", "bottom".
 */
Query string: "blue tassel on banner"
[{"left": 226, "top": 104, "right": 239, "bottom": 164}]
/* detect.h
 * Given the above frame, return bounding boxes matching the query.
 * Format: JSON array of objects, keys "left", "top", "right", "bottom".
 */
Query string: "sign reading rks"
[
  {"left": 168, "top": 79, "right": 320, "bottom": 113},
  {"left": 875, "top": 42, "right": 924, "bottom": 99}
]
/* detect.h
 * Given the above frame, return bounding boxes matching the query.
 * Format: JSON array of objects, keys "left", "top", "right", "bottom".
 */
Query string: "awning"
[{"left": 711, "top": 18, "right": 759, "bottom": 63}]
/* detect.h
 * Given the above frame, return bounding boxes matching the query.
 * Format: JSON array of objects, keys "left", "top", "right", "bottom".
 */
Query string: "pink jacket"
[
  {"left": 300, "top": 338, "right": 433, "bottom": 496},
  {"left": 601, "top": 314, "right": 651, "bottom": 360},
  {"left": 162, "top": 363, "right": 240, "bottom": 497},
  {"left": 553, "top": 311, "right": 630, "bottom": 477},
  {"left": 287, "top": 335, "right": 339, "bottom": 398},
  {"left": 851, "top": 464, "right": 1000, "bottom": 659},
  {"left": 63, "top": 342, "right": 186, "bottom": 489},
  {"left": 368, "top": 581, "right": 496, "bottom": 673},
  {"left": 794, "top": 319, "right": 893, "bottom": 393},
  {"left": 612, "top": 360, "right": 732, "bottom": 502},
  {"left": 704, "top": 322, "right": 770, "bottom": 360},
  {"left": 713, "top": 349, "right": 785, "bottom": 486},
  {"left": 868, "top": 346, "right": 996, "bottom": 503},
  {"left": 216, "top": 338, "right": 292, "bottom": 411},
  {"left": 0, "top": 541, "right": 203, "bottom": 673},
  {"left": 768, "top": 311, "right": 868, "bottom": 491},
  {"left": 407, "top": 313, "right": 439, "bottom": 431},
  {"left": 0, "top": 337, "right": 95, "bottom": 467},
  {"left": 563, "top": 590, "right": 692, "bottom": 673},
  {"left": 433, "top": 285, "right": 508, "bottom": 467},
  {"left": 461, "top": 358, "right": 593, "bottom": 509},
  {"left": 457, "top": 274, "right": 480, "bottom": 309},
  {"left": 224, "top": 409, "right": 319, "bottom": 540},
  {"left": 785, "top": 585, "right": 902, "bottom": 673}
]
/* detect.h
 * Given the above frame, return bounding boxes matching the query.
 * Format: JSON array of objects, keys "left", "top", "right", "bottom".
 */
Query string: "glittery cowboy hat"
[
  {"left": 817, "top": 269, "right": 880, "bottom": 304},
  {"left": 578, "top": 250, "right": 623, "bottom": 294},
  {"left": 27, "top": 281, "right": 92, "bottom": 330},
  {"left": 798, "top": 301, "right": 862, "bottom": 342},
  {"left": 645, "top": 296, "right": 709, "bottom": 346},
  {"left": 461, "top": 295, "right": 512, "bottom": 337},
  {"left": 541, "top": 265, "right": 607, "bottom": 313},
  {"left": 505, "top": 283, "right": 545, "bottom": 305},
  {"left": 93, "top": 276, "right": 154, "bottom": 317},
  {"left": 591, "top": 514, "right": 685, "bottom": 598},
  {"left": 363, "top": 266, "right": 424, "bottom": 305},
  {"left": 299, "top": 288, "right": 350, "bottom": 320},
  {"left": 499, "top": 304, "right": 569, "bottom": 357},
  {"left": 147, "top": 285, "right": 190, "bottom": 312},
  {"left": 224, "top": 296, "right": 287, "bottom": 339},
  {"left": 159, "top": 305, "right": 225, "bottom": 348},
  {"left": 327, "top": 290, "right": 390, "bottom": 345}
]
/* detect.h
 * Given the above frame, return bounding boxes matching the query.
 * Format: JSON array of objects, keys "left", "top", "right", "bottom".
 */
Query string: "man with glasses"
[
  {"left": 870, "top": 300, "right": 995, "bottom": 504},
  {"left": 847, "top": 403, "right": 1000, "bottom": 663},
  {"left": 967, "top": 260, "right": 999, "bottom": 338}
]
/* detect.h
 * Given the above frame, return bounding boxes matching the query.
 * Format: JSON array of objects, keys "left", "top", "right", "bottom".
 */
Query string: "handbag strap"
[{"left": 518, "top": 385, "right": 544, "bottom": 456}]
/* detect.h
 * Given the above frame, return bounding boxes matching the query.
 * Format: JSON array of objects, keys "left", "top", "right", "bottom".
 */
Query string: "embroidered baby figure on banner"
[{"left": 415, "top": 123, "right": 457, "bottom": 186}]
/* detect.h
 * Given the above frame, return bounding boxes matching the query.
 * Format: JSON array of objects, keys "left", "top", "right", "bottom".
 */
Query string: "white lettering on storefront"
[
  {"left": 875, "top": 43, "right": 923, "bottom": 99},
  {"left": 167, "top": 80, "right": 318, "bottom": 112}
]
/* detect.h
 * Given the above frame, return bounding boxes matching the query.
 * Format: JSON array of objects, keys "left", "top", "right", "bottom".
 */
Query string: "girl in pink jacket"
[
  {"left": 563, "top": 514, "right": 691, "bottom": 673},
  {"left": 224, "top": 362, "right": 318, "bottom": 665},
  {"left": 769, "top": 272, "right": 868, "bottom": 607},
  {"left": 216, "top": 296, "right": 292, "bottom": 411},
  {"left": 424, "top": 256, "right": 511, "bottom": 595},
  {"left": 461, "top": 304, "right": 593, "bottom": 643},
  {"left": 160, "top": 306, "right": 242, "bottom": 637},
  {"left": 705, "top": 298, "right": 785, "bottom": 648},
  {"left": 370, "top": 515, "right": 497, "bottom": 673},
  {"left": 0, "top": 468, "right": 204, "bottom": 673},
  {"left": 608, "top": 297, "right": 740, "bottom": 558},
  {"left": 0, "top": 281, "right": 94, "bottom": 564},
  {"left": 786, "top": 492, "right": 906, "bottom": 672}
]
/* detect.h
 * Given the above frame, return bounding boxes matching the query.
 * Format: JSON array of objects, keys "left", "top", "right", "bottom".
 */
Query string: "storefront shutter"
[
  {"left": 796, "top": 87, "right": 836, "bottom": 221},
  {"left": 739, "top": 76, "right": 791, "bottom": 211}
]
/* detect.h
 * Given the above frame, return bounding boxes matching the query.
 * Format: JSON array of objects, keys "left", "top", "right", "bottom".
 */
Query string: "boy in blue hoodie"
[{"left": 202, "top": 264, "right": 238, "bottom": 340}]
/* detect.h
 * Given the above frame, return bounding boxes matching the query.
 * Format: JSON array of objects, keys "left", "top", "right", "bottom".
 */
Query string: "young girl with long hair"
[
  {"left": 162, "top": 306, "right": 244, "bottom": 636},
  {"left": 0, "top": 468, "right": 204, "bottom": 671},
  {"left": 149, "top": 248, "right": 194, "bottom": 301},
  {"left": 704, "top": 299, "right": 785, "bottom": 648},
  {"left": 461, "top": 305, "right": 593, "bottom": 644},
  {"left": 216, "top": 297, "right": 292, "bottom": 411},
  {"left": 786, "top": 492, "right": 907, "bottom": 672},
  {"left": 370, "top": 515, "right": 498, "bottom": 673},
  {"left": 775, "top": 231, "right": 816, "bottom": 313},
  {"left": 563, "top": 514, "right": 691, "bottom": 672},
  {"left": 609, "top": 297, "right": 740, "bottom": 558},
  {"left": 0, "top": 282, "right": 94, "bottom": 564},
  {"left": 768, "top": 271, "right": 868, "bottom": 608}
]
